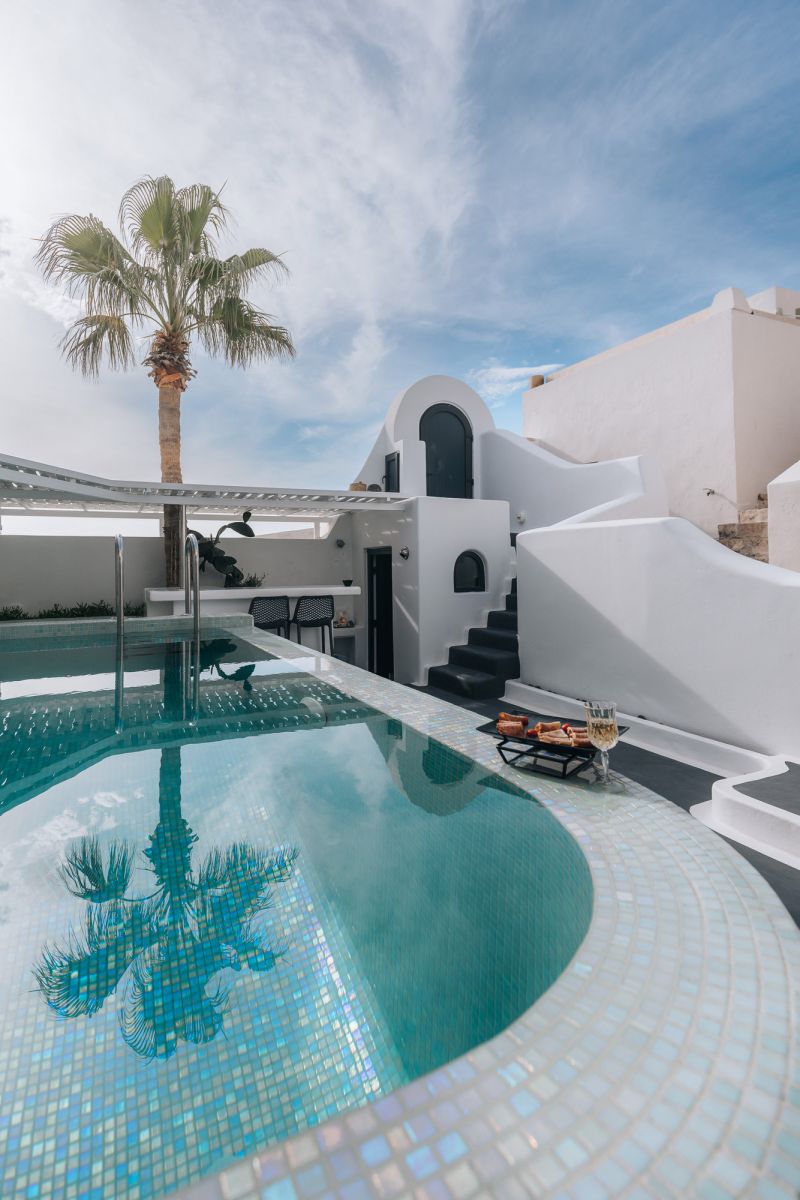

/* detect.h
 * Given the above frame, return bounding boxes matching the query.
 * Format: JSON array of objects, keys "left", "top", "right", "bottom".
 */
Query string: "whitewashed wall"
[
  {"left": 0, "top": 525, "right": 354, "bottom": 612},
  {"left": 768, "top": 459, "right": 800, "bottom": 572},
  {"left": 516, "top": 516, "right": 800, "bottom": 756},
  {"left": 350, "top": 497, "right": 511, "bottom": 685},
  {"left": 481, "top": 429, "right": 667, "bottom": 530},
  {"left": 730, "top": 308, "right": 800, "bottom": 510},
  {"left": 523, "top": 290, "right": 800, "bottom": 536}
]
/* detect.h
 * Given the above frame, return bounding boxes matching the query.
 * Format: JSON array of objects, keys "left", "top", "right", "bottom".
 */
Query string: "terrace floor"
[{"left": 418, "top": 684, "right": 800, "bottom": 928}]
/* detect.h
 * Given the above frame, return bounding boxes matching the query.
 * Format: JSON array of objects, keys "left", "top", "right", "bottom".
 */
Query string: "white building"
[
  {"left": 523, "top": 285, "right": 800, "bottom": 543},
  {"left": 4, "top": 286, "right": 800, "bottom": 866}
]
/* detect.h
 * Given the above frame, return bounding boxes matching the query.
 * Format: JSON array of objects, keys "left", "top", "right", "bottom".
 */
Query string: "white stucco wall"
[
  {"left": 0, "top": 526, "right": 354, "bottom": 613},
  {"left": 523, "top": 306, "right": 738, "bottom": 535},
  {"left": 349, "top": 497, "right": 511, "bottom": 685},
  {"left": 481, "top": 429, "right": 667, "bottom": 530},
  {"left": 523, "top": 290, "right": 800, "bottom": 536},
  {"left": 768, "top": 459, "right": 800, "bottom": 572},
  {"left": 730, "top": 309, "right": 800, "bottom": 511},
  {"left": 748, "top": 286, "right": 800, "bottom": 317},
  {"left": 516, "top": 516, "right": 800, "bottom": 756}
]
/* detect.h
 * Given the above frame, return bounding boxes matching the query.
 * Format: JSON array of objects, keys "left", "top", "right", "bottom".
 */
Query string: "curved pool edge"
[{"left": 169, "top": 629, "right": 800, "bottom": 1200}]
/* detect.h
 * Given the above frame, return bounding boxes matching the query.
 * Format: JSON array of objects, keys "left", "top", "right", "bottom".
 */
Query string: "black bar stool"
[
  {"left": 248, "top": 596, "right": 291, "bottom": 639},
  {"left": 291, "top": 595, "right": 335, "bottom": 655}
]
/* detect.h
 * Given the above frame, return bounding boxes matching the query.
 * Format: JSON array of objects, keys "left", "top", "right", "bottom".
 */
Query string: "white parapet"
[
  {"left": 515, "top": 515, "right": 800, "bottom": 758},
  {"left": 693, "top": 759, "right": 800, "bottom": 870},
  {"left": 768, "top": 457, "right": 800, "bottom": 572}
]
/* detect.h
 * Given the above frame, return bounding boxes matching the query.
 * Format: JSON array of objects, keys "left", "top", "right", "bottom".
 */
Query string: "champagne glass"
[{"left": 585, "top": 701, "right": 619, "bottom": 785}]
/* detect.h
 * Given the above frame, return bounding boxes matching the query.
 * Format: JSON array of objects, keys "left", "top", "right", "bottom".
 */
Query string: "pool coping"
[{"left": 51, "top": 623, "right": 800, "bottom": 1199}]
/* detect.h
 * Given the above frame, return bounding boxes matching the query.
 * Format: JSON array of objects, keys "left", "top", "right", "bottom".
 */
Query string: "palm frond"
[
  {"left": 119, "top": 175, "right": 182, "bottom": 262},
  {"left": 58, "top": 837, "right": 134, "bottom": 901},
  {"left": 196, "top": 843, "right": 297, "bottom": 942},
  {"left": 60, "top": 314, "right": 136, "bottom": 377},
  {"left": 197, "top": 297, "right": 295, "bottom": 365},
  {"left": 191, "top": 247, "right": 287, "bottom": 297},
  {"left": 175, "top": 182, "right": 229, "bottom": 254},
  {"left": 36, "top": 213, "right": 132, "bottom": 287},
  {"left": 230, "top": 919, "right": 287, "bottom": 973},
  {"left": 118, "top": 938, "right": 228, "bottom": 1059},
  {"left": 35, "top": 214, "right": 151, "bottom": 319},
  {"left": 33, "top": 902, "right": 150, "bottom": 1019}
]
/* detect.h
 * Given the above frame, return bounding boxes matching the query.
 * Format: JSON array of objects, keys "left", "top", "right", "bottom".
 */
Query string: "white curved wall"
[
  {"left": 516, "top": 516, "right": 800, "bottom": 756},
  {"left": 481, "top": 429, "right": 667, "bottom": 530}
]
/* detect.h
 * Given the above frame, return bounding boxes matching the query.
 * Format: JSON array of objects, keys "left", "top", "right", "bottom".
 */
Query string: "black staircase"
[{"left": 427, "top": 577, "right": 519, "bottom": 699}]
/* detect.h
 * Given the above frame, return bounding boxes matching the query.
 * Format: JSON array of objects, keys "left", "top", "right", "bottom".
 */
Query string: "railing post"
[
  {"left": 114, "top": 534, "right": 124, "bottom": 639},
  {"left": 114, "top": 534, "right": 124, "bottom": 733},
  {"left": 184, "top": 533, "right": 201, "bottom": 722}
]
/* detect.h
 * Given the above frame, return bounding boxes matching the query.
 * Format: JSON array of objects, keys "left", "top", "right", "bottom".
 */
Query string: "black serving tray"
[{"left": 477, "top": 716, "right": 628, "bottom": 779}]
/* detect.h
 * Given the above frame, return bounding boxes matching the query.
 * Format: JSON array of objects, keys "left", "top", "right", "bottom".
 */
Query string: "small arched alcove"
[
  {"left": 453, "top": 550, "right": 486, "bottom": 593},
  {"left": 419, "top": 403, "right": 474, "bottom": 498}
]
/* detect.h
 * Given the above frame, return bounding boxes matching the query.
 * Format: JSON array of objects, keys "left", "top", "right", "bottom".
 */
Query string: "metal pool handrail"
[
  {"left": 114, "top": 534, "right": 124, "bottom": 733},
  {"left": 184, "top": 533, "right": 200, "bottom": 637},
  {"left": 184, "top": 533, "right": 201, "bottom": 721},
  {"left": 114, "top": 534, "right": 124, "bottom": 640}
]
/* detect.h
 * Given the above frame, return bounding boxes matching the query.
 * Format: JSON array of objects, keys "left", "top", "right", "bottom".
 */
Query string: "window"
[{"left": 453, "top": 550, "right": 486, "bottom": 593}]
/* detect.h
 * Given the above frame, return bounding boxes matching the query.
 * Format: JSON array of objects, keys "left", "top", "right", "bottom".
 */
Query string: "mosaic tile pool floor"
[
  {"left": 162, "top": 627, "right": 800, "bottom": 1200},
  {"left": 0, "top": 626, "right": 592, "bottom": 1199}
]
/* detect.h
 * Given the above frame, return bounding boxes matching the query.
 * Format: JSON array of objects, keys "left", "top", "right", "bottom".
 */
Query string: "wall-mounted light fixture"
[{"left": 399, "top": 546, "right": 410, "bottom": 560}]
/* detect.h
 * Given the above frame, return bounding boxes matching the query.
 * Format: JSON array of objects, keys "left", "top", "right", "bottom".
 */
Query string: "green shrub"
[
  {"left": 0, "top": 601, "right": 147, "bottom": 621},
  {"left": 0, "top": 606, "right": 27, "bottom": 621}
]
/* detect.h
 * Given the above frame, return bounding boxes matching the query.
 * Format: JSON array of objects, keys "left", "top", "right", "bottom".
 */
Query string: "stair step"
[
  {"left": 468, "top": 626, "right": 519, "bottom": 651},
  {"left": 738, "top": 507, "right": 768, "bottom": 524},
  {"left": 505, "top": 593, "right": 517, "bottom": 612},
  {"left": 427, "top": 664, "right": 504, "bottom": 699},
  {"left": 449, "top": 644, "right": 520, "bottom": 679},
  {"left": 718, "top": 523, "right": 768, "bottom": 540},
  {"left": 487, "top": 609, "right": 518, "bottom": 631}
]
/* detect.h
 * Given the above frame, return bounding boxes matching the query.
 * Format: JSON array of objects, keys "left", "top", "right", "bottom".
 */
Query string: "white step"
[{"left": 692, "top": 758, "right": 800, "bottom": 870}]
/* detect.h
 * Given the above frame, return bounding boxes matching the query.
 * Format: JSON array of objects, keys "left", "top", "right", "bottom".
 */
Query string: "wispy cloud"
[
  {"left": 468, "top": 361, "right": 564, "bottom": 403},
  {"left": 0, "top": 0, "right": 798, "bottom": 487}
]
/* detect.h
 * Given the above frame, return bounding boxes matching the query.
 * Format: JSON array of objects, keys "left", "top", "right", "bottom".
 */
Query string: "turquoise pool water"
[{"left": 0, "top": 629, "right": 592, "bottom": 1200}]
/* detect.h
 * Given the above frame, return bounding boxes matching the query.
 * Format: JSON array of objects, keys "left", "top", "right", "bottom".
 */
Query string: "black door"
[
  {"left": 367, "top": 548, "right": 394, "bottom": 679},
  {"left": 384, "top": 452, "right": 400, "bottom": 492},
  {"left": 419, "top": 404, "right": 473, "bottom": 498}
]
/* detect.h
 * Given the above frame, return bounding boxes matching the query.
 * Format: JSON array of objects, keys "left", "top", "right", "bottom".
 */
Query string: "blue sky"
[{"left": 1, "top": 0, "right": 799, "bottom": 490}]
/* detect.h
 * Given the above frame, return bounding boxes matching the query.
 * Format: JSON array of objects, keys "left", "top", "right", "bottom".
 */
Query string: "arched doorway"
[{"left": 419, "top": 404, "right": 473, "bottom": 498}]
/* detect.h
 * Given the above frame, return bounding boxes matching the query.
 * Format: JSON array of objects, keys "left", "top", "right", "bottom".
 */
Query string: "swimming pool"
[{"left": 0, "top": 624, "right": 592, "bottom": 1200}]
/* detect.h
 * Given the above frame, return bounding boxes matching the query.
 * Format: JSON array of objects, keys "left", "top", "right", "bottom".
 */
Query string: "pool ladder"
[
  {"left": 184, "top": 533, "right": 201, "bottom": 722},
  {"left": 114, "top": 534, "right": 124, "bottom": 733},
  {"left": 113, "top": 534, "right": 202, "bottom": 732}
]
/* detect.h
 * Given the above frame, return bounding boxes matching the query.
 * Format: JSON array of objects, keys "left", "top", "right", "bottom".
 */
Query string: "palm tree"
[
  {"left": 33, "top": 746, "right": 298, "bottom": 1059},
  {"left": 35, "top": 176, "right": 295, "bottom": 585}
]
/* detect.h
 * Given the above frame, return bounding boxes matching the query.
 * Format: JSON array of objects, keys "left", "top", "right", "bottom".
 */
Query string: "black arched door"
[{"left": 419, "top": 404, "right": 473, "bottom": 498}]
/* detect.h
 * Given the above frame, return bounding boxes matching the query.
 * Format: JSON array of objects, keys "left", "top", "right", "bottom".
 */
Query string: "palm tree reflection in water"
[{"left": 34, "top": 746, "right": 297, "bottom": 1059}]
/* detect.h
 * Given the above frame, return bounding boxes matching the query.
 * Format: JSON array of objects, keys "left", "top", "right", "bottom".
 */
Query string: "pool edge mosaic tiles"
[{"left": 164, "top": 627, "right": 800, "bottom": 1200}]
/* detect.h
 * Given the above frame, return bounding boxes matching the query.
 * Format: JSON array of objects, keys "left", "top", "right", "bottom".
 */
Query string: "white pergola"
[{"left": 0, "top": 454, "right": 408, "bottom": 527}]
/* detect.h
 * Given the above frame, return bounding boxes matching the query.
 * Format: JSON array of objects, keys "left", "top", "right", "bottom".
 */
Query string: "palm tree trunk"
[{"left": 158, "top": 382, "right": 183, "bottom": 588}]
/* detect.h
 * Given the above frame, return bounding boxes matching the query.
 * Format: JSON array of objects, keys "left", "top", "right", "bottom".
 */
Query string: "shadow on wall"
[
  {"left": 519, "top": 561, "right": 738, "bottom": 743},
  {"left": 516, "top": 519, "right": 800, "bottom": 756}
]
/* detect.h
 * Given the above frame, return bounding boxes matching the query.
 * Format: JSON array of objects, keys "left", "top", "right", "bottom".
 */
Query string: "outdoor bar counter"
[
  {"left": 145, "top": 584, "right": 360, "bottom": 617},
  {"left": 144, "top": 585, "right": 362, "bottom": 654}
]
